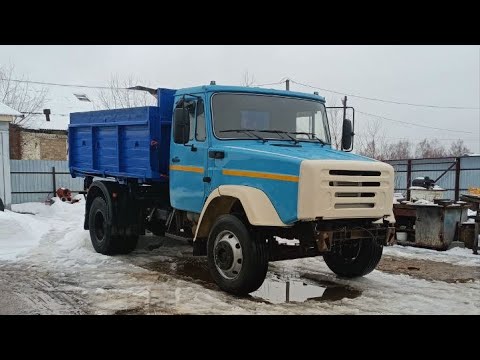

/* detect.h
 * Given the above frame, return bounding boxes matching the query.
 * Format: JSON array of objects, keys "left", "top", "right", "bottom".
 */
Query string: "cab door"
[{"left": 169, "top": 96, "right": 209, "bottom": 213}]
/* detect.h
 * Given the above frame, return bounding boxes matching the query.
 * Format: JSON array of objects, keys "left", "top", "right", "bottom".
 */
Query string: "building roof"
[
  {"left": 23, "top": 84, "right": 157, "bottom": 131},
  {"left": 0, "top": 102, "right": 22, "bottom": 117}
]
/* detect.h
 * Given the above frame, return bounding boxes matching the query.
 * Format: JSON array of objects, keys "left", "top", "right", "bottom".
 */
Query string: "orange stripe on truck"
[
  {"left": 169, "top": 165, "right": 204, "bottom": 174},
  {"left": 222, "top": 169, "right": 299, "bottom": 182}
]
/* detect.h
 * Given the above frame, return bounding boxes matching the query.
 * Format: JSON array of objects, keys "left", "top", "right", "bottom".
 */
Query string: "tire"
[
  {"left": 88, "top": 196, "right": 139, "bottom": 255},
  {"left": 114, "top": 225, "right": 139, "bottom": 255},
  {"left": 323, "top": 238, "right": 383, "bottom": 278},
  {"left": 207, "top": 214, "right": 268, "bottom": 295},
  {"left": 89, "top": 197, "right": 116, "bottom": 255}
]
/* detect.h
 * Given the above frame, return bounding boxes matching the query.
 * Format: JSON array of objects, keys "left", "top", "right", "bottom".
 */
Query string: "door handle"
[
  {"left": 209, "top": 151, "right": 225, "bottom": 159},
  {"left": 171, "top": 157, "right": 180, "bottom": 163}
]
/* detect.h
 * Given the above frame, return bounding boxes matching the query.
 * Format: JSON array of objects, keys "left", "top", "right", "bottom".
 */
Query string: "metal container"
[
  {"left": 393, "top": 203, "right": 469, "bottom": 250},
  {"left": 415, "top": 205, "right": 467, "bottom": 250}
]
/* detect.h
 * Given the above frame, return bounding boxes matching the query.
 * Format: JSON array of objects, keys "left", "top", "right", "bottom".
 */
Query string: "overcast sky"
[{"left": 1, "top": 45, "right": 479, "bottom": 152}]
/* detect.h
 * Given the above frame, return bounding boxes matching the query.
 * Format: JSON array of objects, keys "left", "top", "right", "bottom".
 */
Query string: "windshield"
[{"left": 212, "top": 93, "right": 331, "bottom": 144}]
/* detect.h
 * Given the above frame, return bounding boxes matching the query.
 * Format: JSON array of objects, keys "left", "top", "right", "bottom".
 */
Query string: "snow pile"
[
  {"left": 16, "top": 197, "right": 123, "bottom": 269},
  {"left": 414, "top": 199, "right": 436, "bottom": 205},
  {"left": 1, "top": 198, "right": 100, "bottom": 264},
  {"left": 384, "top": 245, "right": 480, "bottom": 267},
  {"left": 0, "top": 210, "right": 50, "bottom": 261},
  {"left": 468, "top": 209, "right": 477, "bottom": 217},
  {"left": 12, "top": 202, "right": 53, "bottom": 215}
]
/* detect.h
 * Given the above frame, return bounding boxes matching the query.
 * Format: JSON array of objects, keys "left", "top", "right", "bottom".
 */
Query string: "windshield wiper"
[
  {"left": 254, "top": 129, "right": 300, "bottom": 145},
  {"left": 219, "top": 129, "right": 267, "bottom": 143},
  {"left": 289, "top": 132, "right": 328, "bottom": 146}
]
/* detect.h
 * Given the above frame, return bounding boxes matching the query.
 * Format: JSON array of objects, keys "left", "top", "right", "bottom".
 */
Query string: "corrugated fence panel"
[
  {"left": 386, "top": 156, "right": 480, "bottom": 200},
  {"left": 10, "top": 160, "right": 83, "bottom": 204},
  {"left": 460, "top": 156, "right": 480, "bottom": 193},
  {"left": 388, "top": 160, "right": 408, "bottom": 193}
]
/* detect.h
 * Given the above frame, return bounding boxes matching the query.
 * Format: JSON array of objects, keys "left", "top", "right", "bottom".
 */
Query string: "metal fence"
[
  {"left": 386, "top": 155, "right": 480, "bottom": 201},
  {"left": 10, "top": 160, "right": 83, "bottom": 204}
]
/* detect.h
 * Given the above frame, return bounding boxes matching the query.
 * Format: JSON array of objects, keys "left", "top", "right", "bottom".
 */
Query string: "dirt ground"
[{"left": 378, "top": 256, "right": 480, "bottom": 283}]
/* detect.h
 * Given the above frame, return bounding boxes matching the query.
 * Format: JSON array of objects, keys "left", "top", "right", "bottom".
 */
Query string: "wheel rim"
[
  {"left": 94, "top": 210, "right": 106, "bottom": 243},
  {"left": 214, "top": 230, "right": 243, "bottom": 280}
]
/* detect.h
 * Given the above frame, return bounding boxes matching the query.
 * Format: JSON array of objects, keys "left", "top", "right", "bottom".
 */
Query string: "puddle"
[
  {"left": 144, "top": 258, "right": 362, "bottom": 304},
  {"left": 145, "top": 258, "right": 213, "bottom": 284},
  {"left": 250, "top": 276, "right": 362, "bottom": 304}
]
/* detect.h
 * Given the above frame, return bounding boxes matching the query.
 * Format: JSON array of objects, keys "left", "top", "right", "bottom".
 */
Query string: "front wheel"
[
  {"left": 323, "top": 238, "right": 383, "bottom": 278},
  {"left": 207, "top": 214, "right": 268, "bottom": 295}
]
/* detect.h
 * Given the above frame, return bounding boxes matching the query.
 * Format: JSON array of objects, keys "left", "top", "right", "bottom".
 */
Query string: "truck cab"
[{"left": 69, "top": 84, "right": 395, "bottom": 295}]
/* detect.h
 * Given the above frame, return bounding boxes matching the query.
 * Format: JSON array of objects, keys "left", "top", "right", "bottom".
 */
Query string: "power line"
[
  {"left": 252, "top": 78, "right": 288, "bottom": 87},
  {"left": 0, "top": 78, "right": 132, "bottom": 90},
  {"left": 357, "top": 110, "right": 475, "bottom": 134},
  {"left": 289, "top": 78, "right": 480, "bottom": 110},
  {"left": 356, "top": 134, "right": 478, "bottom": 141}
]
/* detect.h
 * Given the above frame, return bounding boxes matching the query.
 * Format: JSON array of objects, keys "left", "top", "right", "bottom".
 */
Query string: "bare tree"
[
  {"left": 384, "top": 139, "right": 413, "bottom": 160},
  {"left": 448, "top": 139, "right": 471, "bottom": 156},
  {"left": 415, "top": 138, "right": 447, "bottom": 158},
  {"left": 242, "top": 70, "right": 256, "bottom": 87},
  {"left": 0, "top": 64, "right": 48, "bottom": 126},
  {"left": 357, "top": 119, "right": 389, "bottom": 160},
  {"left": 326, "top": 98, "right": 343, "bottom": 150},
  {"left": 97, "top": 74, "right": 157, "bottom": 110}
]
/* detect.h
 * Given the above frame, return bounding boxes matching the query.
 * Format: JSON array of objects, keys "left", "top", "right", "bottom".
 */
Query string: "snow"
[
  {"left": 409, "top": 186, "right": 445, "bottom": 191},
  {"left": 12, "top": 201, "right": 52, "bottom": 215},
  {"left": 468, "top": 209, "right": 477, "bottom": 217},
  {"left": 0, "top": 209, "right": 49, "bottom": 260},
  {"left": 1, "top": 198, "right": 480, "bottom": 314},
  {"left": 414, "top": 199, "right": 436, "bottom": 205},
  {"left": 383, "top": 245, "right": 480, "bottom": 267},
  {"left": 0, "top": 102, "right": 22, "bottom": 117}
]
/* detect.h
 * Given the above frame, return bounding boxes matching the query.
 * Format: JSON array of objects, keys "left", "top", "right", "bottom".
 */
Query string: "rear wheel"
[
  {"left": 207, "top": 214, "right": 268, "bottom": 295},
  {"left": 323, "top": 238, "right": 383, "bottom": 278},
  {"left": 88, "top": 196, "right": 138, "bottom": 255},
  {"left": 89, "top": 197, "right": 115, "bottom": 254}
]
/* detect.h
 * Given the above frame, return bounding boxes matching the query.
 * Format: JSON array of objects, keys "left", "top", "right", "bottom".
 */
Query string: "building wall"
[
  {"left": 0, "top": 119, "right": 12, "bottom": 208},
  {"left": 20, "top": 132, "right": 67, "bottom": 160}
]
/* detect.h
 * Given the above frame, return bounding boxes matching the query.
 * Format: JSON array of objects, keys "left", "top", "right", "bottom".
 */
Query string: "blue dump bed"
[{"left": 68, "top": 88, "right": 176, "bottom": 182}]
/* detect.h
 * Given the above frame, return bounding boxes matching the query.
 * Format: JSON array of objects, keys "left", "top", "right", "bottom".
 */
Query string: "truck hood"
[{"left": 222, "top": 143, "right": 375, "bottom": 163}]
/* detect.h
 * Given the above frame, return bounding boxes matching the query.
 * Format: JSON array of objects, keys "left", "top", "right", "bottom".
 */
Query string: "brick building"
[{"left": 9, "top": 125, "right": 68, "bottom": 160}]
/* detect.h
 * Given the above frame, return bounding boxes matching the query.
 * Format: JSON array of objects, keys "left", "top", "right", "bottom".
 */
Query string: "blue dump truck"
[{"left": 69, "top": 84, "right": 395, "bottom": 295}]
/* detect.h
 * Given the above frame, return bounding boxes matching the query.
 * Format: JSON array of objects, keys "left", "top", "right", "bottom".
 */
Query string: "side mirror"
[
  {"left": 342, "top": 119, "right": 354, "bottom": 151},
  {"left": 173, "top": 108, "right": 190, "bottom": 144}
]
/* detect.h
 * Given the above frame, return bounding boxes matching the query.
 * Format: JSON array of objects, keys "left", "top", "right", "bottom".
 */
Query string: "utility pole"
[{"left": 285, "top": 79, "right": 290, "bottom": 91}]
